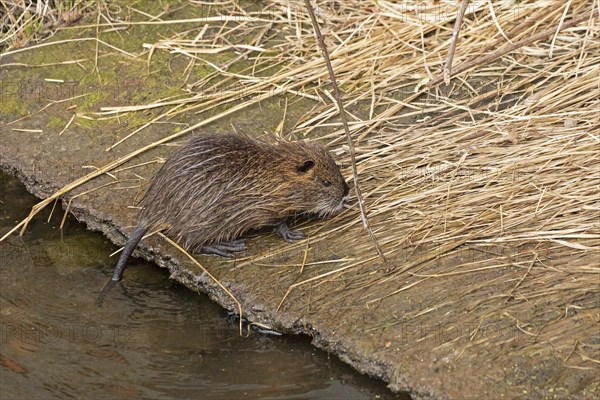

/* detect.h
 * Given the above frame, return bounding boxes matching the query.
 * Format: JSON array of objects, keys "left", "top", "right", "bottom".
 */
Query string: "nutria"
[{"left": 97, "top": 133, "right": 349, "bottom": 303}]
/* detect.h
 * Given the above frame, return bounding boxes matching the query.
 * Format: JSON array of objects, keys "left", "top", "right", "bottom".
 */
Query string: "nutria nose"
[{"left": 343, "top": 180, "right": 350, "bottom": 198}]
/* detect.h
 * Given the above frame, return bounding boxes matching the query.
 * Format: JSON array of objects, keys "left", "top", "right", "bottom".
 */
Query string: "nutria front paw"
[{"left": 275, "top": 221, "right": 305, "bottom": 242}]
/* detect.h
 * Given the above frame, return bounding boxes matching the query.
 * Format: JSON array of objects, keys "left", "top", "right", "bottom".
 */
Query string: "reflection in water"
[{"left": 0, "top": 172, "right": 409, "bottom": 400}]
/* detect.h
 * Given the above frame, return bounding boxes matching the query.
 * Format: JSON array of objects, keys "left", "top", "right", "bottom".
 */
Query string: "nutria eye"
[{"left": 322, "top": 179, "right": 331, "bottom": 187}]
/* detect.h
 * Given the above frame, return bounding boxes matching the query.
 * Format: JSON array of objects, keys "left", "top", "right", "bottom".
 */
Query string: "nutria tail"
[
  {"left": 96, "top": 224, "right": 147, "bottom": 307},
  {"left": 111, "top": 224, "right": 147, "bottom": 281}
]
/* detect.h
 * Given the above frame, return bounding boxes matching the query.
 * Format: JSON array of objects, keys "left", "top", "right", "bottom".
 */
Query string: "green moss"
[
  {"left": 81, "top": 90, "right": 104, "bottom": 111},
  {"left": 47, "top": 115, "right": 66, "bottom": 130},
  {"left": 0, "top": 96, "right": 28, "bottom": 118},
  {"left": 0, "top": 69, "right": 30, "bottom": 118}
]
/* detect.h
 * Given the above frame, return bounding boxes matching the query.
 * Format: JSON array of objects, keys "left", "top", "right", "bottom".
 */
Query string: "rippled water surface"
[{"left": 0, "top": 172, "right": 408, "bottom": 400}]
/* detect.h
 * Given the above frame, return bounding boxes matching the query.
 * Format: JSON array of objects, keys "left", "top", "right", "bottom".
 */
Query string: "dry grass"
[
  {"left": 3, "top": 0, "right": 599, "bottom": 373},
  {"left": 0, "top": 0, "right": 90, "bottom": 52}
]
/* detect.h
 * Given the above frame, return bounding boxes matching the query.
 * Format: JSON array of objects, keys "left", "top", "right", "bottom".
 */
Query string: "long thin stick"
[
  {"left": 443, "top": 0, "right": 469, "bottom": 84},
  {"left": 303, "top": 0, "right": 387, "bottom": 265}
]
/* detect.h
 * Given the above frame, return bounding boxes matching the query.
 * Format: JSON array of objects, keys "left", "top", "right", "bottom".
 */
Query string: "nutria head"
[{"left": 276, "top": 140, "right": 350, "bottom": 217}]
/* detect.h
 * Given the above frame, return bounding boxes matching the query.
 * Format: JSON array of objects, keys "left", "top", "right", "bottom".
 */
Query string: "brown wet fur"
[{"left": 140, "top": 133, "right": 349, "bottom": 252}]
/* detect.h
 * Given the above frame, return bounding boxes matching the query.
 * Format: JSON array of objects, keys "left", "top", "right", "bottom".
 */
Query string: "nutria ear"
[{"left": 296, "top": 160, "right": 315, "bottom": 173}]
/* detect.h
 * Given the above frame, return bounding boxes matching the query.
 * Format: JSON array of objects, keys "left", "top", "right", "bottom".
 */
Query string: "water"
[{"left": 0, "top": 171, "right": 408, "bottom": 400}]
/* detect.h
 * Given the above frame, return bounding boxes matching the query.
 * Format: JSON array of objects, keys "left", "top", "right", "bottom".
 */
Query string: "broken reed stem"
[
  {"left": 428, "top": 9, "right": 593, "bottom": 88},
  {"left": 443, "top": 0, "right": 469, "bottom": 85},
  {"left": 159, "top": 233, "right": 244, "bottom": 336},
  {"left": 303, "top": 0, "right": 388, "bottom": 266}
]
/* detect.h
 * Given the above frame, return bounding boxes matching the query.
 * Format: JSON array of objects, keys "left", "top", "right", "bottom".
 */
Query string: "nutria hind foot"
[
  {"left": 200, "top": 240, "right": 247, "bottom": 258},
  {"left": 275, "top": 221, "right": 305, "bottom": 242}
]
